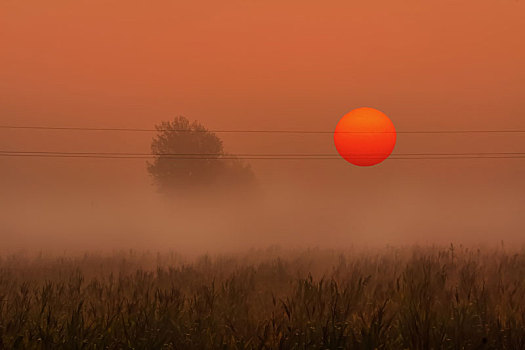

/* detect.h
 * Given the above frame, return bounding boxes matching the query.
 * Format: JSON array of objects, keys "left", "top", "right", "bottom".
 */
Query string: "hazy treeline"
[{"left": 0, "top": 246, "right": 524, "bottom": 349}]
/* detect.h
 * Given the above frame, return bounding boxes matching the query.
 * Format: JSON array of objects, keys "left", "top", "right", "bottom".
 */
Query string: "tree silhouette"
[{"left": 147, "top": 116, "right": 255, "bottom": 195}]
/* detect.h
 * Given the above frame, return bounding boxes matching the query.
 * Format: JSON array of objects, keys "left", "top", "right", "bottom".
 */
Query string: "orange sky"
[
  {"left": 2, "top": 0, "right": 524, "bottom": 128},
  {"left": 1, "top": 0, "right": 525, "bottom": 251}
]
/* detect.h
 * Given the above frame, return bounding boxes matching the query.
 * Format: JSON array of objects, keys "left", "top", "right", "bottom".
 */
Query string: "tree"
[{"left": 147, "top": 116, "right": 255, "bottom": 195}]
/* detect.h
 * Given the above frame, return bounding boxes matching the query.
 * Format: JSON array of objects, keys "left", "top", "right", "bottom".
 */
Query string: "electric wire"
[
  {"left": 2, "top": 124, "right": 525, "bottom": 134},
  {"left": 1, "top": 150, "right": 525, "bottom": 157},
  {"left": 1, "top": 152, "right": 525, "bottom": 160}
]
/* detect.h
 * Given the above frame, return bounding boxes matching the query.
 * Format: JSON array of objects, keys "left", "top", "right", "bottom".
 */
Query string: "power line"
[
  {"left": 2, "top": 150, "right": 525, "bottom": 157},
  {"left": 1, "top": 124, "right": 525, "bottom": 134},
  {"left": 1, "top": 153, "right": 525, "bottom": 160}
]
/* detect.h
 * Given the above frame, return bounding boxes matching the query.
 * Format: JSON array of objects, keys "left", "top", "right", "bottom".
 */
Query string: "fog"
[
  {"left": 1, "top": 146, "right": 524, "bottom": 254},
  {"left": 1, "top": 0, "right": 524, "bottom": 254}
]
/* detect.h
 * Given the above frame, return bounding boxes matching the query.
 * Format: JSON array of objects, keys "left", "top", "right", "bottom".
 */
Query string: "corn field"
[{"left": 0, "top": 245, "right": 524, "bottom": 349}]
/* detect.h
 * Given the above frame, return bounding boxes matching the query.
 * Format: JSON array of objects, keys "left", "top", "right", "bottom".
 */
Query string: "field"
[{"left": 1, "top": 245, "right": 524, "bottom": 349}]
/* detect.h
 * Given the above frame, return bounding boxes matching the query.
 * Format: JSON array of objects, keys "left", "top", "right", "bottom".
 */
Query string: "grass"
[{"left": 0, "top": 245, "right": 524, "bottom": 349}]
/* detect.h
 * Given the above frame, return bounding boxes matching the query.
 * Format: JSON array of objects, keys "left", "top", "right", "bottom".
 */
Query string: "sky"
[{"left": 1, "top": 0, "right": 524, "bottom": 252}]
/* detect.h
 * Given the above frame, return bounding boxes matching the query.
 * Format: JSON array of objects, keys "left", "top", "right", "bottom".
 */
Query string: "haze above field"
[{"left": 1, "top": 0, "right": 524, "bottom": 252}]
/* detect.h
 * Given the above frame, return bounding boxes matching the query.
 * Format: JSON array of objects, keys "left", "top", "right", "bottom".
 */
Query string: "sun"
[{"left": 334, "top": 107, "right": 396, "bottom": 166}]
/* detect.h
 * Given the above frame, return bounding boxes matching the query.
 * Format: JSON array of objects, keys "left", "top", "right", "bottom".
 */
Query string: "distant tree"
[{"left": 147, "top": 116, "right": 255, "bottom": 195}]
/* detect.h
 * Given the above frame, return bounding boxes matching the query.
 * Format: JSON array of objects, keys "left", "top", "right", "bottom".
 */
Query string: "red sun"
[{"left": 334, "top": 107, "right": 396, "bottom": 166}]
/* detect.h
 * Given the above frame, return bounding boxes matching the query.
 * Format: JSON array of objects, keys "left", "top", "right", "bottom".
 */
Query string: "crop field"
[{"left": 0, "top": 245, "right": 524, "bottom": 349}]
